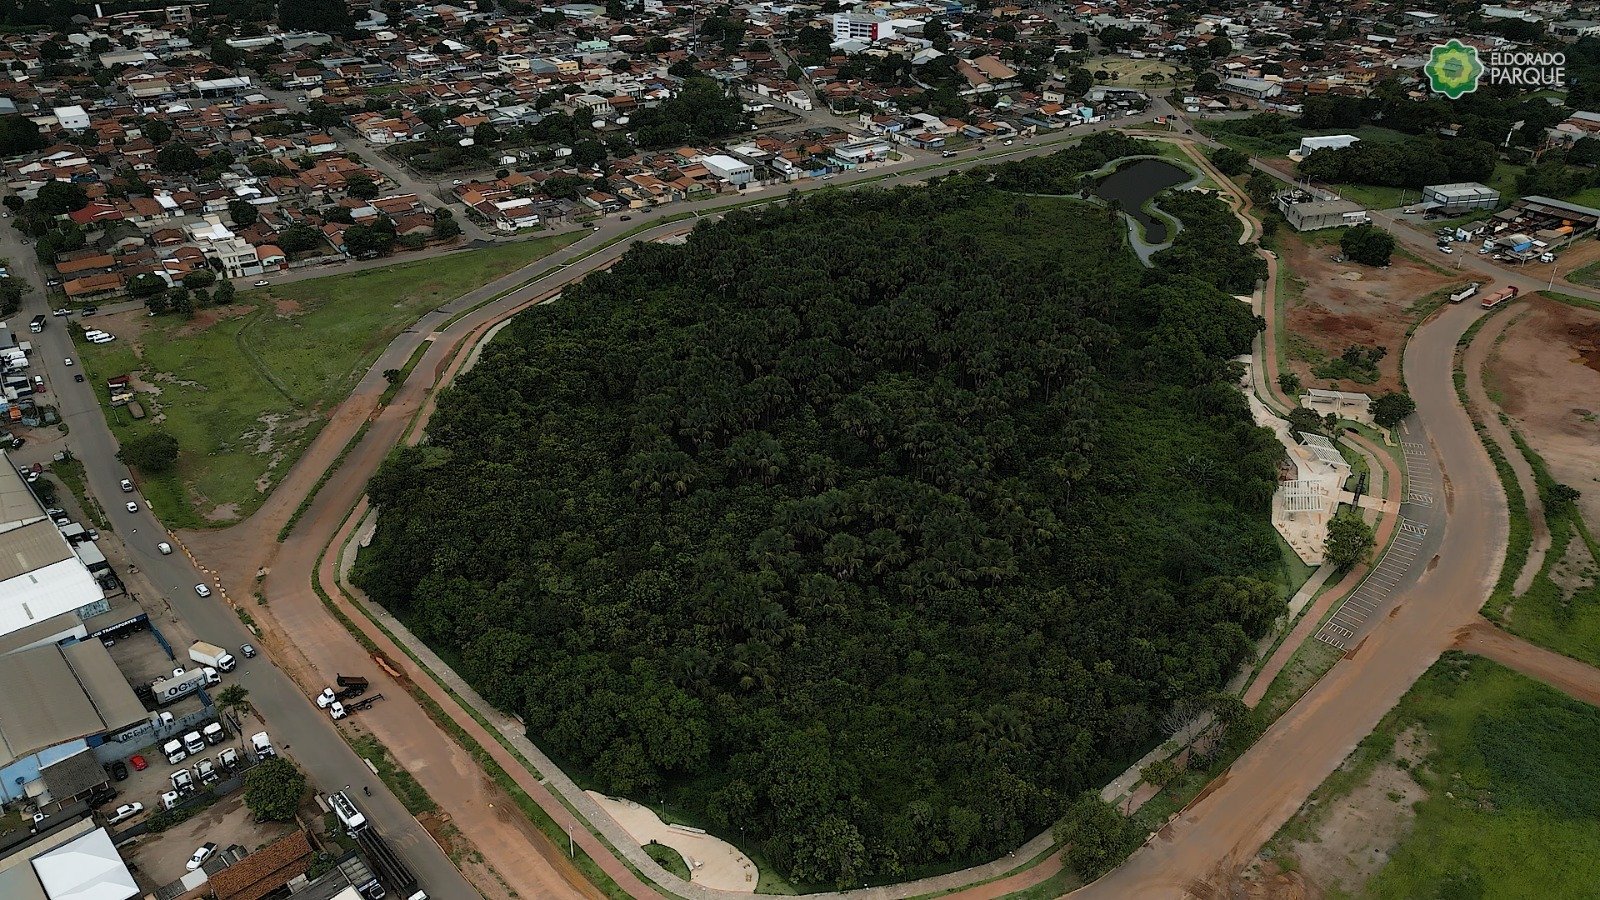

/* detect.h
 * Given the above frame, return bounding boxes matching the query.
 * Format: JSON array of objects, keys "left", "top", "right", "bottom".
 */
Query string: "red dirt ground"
[
  {"left": 1280, "top": 231, "right": 1458, "bottom": 395},
  {"left": 1484, "top": 295, "right": 1600, "bottom": 531}
]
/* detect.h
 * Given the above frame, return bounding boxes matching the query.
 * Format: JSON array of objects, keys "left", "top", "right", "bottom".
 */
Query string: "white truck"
[{"left": 189, "top": 641, "right": 236, "bottom": 673}]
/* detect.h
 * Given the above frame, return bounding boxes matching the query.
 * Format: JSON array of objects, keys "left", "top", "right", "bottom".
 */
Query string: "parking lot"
[{"left": 123, "top": 792, "right": 294, "bottom": 887}]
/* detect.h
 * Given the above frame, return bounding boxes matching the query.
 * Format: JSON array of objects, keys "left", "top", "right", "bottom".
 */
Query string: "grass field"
[
  {"left": 1092, "top": 57, "right": 1179, "bottom": 87},
  {"left": 80, "top": 236, "right": 579, "bottom": 527},
  {"left": 1284, "top": 654, "right": 1600, "bottom": 897},
  {"left": 643, "top": 842, "right": 691, "bottom": 881}
]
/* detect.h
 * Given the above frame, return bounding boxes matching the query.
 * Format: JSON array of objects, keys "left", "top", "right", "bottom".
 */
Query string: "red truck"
[{"left": 1480, "top": 285, "right": 1520, "bottom": 310}]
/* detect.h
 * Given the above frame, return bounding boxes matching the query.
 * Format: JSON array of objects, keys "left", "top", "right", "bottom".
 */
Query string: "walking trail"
[
  {"left": 1453, "top": 618, "right": 1600, "bottom": 707},
  {"left": 1461, "top": 307, "right": 1549, "bottom": 595}
]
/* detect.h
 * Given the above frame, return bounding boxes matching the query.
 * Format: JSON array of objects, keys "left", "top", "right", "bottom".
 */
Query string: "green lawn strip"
[
  {"left": 378, "top": 341, "right": 432, "bottom": 407},
  {"left": 644, "top": 842, "right": 691, "bottom": 881},
  {"left": 1271, "top": 654, "right": 1600, "bottom": 898},
  {"left": 78, "top": 238, "right": 579, "bottom": 528},
  {"left": 998, "top": 869, "right": 1084, "bottom": 900},
  {"left": 349, "top": 733, "right": 439, "bottom": 816},
  {"left": 277, "top": 420, "right": 372, "bottom": 543},
  {"left": 1542, "top": 290, "right": 1600, "bottom": 314},
  {"left": 51, "top": 456, "right": 109, "bottom": 530},
  {"left": 1493, "top": 426, "right": 1600, "bottom": 663}
]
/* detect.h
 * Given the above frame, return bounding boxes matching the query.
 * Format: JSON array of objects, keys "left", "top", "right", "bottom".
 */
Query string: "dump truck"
[
  {"left": 1480, "top": 285, "right": 1520, "bottom": 310},
  {"left": 189, "top": 641, "right": 236, "bottom": 672},
  {"left": 335, "top": 674, "right": 369, "bottom": 700}
]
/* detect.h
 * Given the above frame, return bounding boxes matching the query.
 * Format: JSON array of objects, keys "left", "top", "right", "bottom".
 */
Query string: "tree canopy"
[
  {"left": 1341, "top": 224, "right": 1395, "bottom": 267},
  {"left": 632, "top": 76, "right": 743, "bottom": 148},
  {"left": 355, "top": 148, "right": 1284, "bottom": 886}
]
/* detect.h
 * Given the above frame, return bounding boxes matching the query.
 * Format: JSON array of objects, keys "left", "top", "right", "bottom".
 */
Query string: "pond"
[{"left": 1095, "top": 158, "right": 1192, "bottom": 244}]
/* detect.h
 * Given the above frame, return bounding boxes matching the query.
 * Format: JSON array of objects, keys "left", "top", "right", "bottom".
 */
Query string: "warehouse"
[
  {"left": 1278, "top": 196, "right": 1370, "bottom": 232},
  {"left": 1422, "top": 182, "right": 1500, "bottom": 213},
  {"left": 1509, "top": 195, "right": 1600, "bottom": 236},
  {"left": 1293, "top": 134, "right": 1358, "bottom": 158},
  {"left": 700, "top": 154, "right": 755, "bottom": 187}
]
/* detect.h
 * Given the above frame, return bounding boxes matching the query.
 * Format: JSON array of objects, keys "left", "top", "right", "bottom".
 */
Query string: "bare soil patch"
[
  {"left": 1270, "top": 726, "right": 1429, "bottom": 897},
  {"left": 1280, "top": 231, "right": 1457, "bottom": 394},
  {"left": 1486, "top": 296, "right": 1600, "bottom": 531},
  {"left": 274, "top": 298, "right": 302, "bottom": 316},
  {"left": 172, "top": 302, "right": 254, "bottom": 338}
]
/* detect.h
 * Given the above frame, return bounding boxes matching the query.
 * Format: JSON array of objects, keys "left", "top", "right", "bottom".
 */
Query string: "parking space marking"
[{"left": 1317, "top": 517, "right": 1432, "bottom": 647}]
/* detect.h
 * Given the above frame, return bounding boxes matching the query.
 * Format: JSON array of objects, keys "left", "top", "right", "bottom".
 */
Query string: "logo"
[
  {"left": 1426, "top": 40, "right": 1483, "bottom": 99},
  {"left": 1426, "top": 39, "right": 1566, "bottom": 98}
]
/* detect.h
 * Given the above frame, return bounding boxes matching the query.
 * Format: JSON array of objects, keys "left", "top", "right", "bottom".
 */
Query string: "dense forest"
[{"left": 354, "top": 141, "right": 1285, "bottom": 886}]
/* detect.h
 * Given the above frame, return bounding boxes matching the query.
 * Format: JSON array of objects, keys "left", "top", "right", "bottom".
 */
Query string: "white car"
[
  {"left": 1438, "top": 245, "right": 1453, "bottom": 254},
  {"left": 253, "top": 279, "right": 270, "bottom": 286},
  {"left": 195, "top": 584, "right": 211, "bottom": 597},
  {"left": 120, "top": 479, "right": 133, "bottom": 492},
  {"left": 105, "top": 802, "right": 143, "bottom": 825},
  {"left": 329, "top": 701, "right": 347, "bottom": 720},
  {"left": 186, "top": 842, "right": 216, "bottom": 871},
  {"left": 125, "top": 501, "right": 138, "bottom": 513},
  {"left": 158, "top": 541, "right": 173, "bottom": 554},
  {"left": 63, "top": 358, "right": 73, "bottom": 366}
]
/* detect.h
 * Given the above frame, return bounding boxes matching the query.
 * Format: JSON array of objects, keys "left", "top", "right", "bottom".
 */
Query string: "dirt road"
[
  {"left": 1453, "top": 618, "right": 1600, "bottom": 707},
  {"left": 1463, "top": 308, "right": 1549, "bottom": 595}
]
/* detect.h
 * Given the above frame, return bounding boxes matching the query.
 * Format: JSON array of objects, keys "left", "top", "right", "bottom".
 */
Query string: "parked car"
[
  {"left": 52, "top": 307, "right": 69, "bottom": 316},
  {"left": 73, "top": 374, "right": 83, "bottom": 382},
  {"left": 186, "top": 842, "right": 216, "bottom": 871},
  {"left": 240, "top": 643, "right": 256, "bottom": 658},
  {"left": 120, "top": 479, "right": 133, "bottom": 492},
  {"left": 253, "top": 279, "right": 269, "bottom": 286},
  {"left": 129, "top": 755, "right": 147, "bottom": 771},
  {"left": 106, "top": 760, "right": 128, "bottom": 781},
  {"left": 195, "top": 584, "right": 211, "bottom": 597},
  {"left": 125, "top": 501, "right": 138, "bottom": 513},
  {"left": 81, "top": 306, "right": 97, "bottom": 316},
  {"left": 63, "top": 358, "right": 72, "bottom": 366},
  {"left": 620, "top": 215, "right": 632, "bottom": 221},
  {"left": 105, "top": 803, "right": 142, "bottom": 825},
  {"left": 1438, "top": 245, "right": 1453, "bottom": 254},
  {"left": 158, "top": 541, "right": 172, "bottom": 554}
]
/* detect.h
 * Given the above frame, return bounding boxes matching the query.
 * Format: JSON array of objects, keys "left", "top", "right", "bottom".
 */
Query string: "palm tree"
[{"left": 217, "top": 684, "right": 253, "bottom": 747}]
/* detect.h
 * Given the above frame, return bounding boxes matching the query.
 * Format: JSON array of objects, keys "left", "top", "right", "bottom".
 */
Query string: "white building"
[
  {"left": 52, "top": 105, "right": 90, "bottom": 132},
  {"left": 1294, "top": 134, "right": 1359, "bottom": 158},
  {"left": 0, "top": 454, "right": 108, "bottom": 647},
  {"left": 832, "top": 12, "right": 886, "bottom": 42},
  {"left": 186, "top": 216, "right": 262, "bottom": 278},
  {"left": 701, "top": 154, "right": 755, "bottom": 186}
]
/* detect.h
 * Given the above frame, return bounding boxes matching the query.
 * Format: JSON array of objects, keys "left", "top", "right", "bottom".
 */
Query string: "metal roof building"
[
  {"left": 1422, "top": 182, "right": 1500, "bottom": 212},
  {"left": 0, "top": 641, "right": 145, "bottom": 772},
  {"left": 0, "top": 454, "right": 106, "bottom": 646}
]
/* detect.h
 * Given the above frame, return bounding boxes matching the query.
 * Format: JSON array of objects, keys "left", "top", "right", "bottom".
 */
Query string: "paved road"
[{"left": 0, "top": 216, "right": 480, "bottom": 898}]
